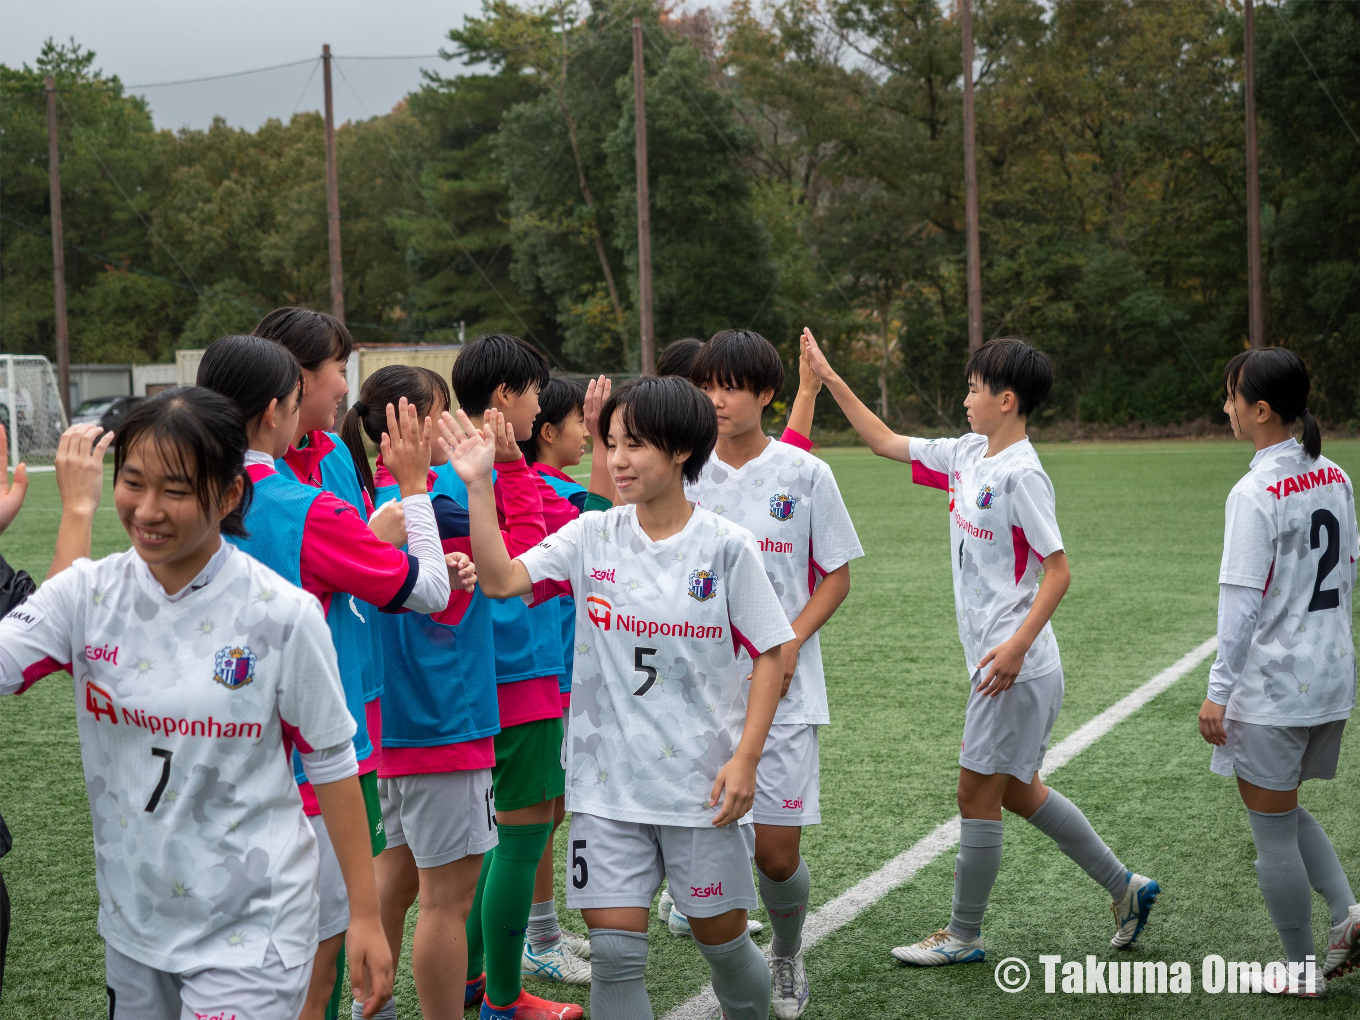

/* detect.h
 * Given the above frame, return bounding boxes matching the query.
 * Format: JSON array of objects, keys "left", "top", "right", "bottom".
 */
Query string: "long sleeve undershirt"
[{"left": 1205, "top": 582, "right": 1262, "bottom": 706}]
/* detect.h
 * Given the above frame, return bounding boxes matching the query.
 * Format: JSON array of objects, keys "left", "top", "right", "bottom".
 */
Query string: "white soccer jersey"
[
  {"left": 1218, "top": 439, "right": 1357, "bottom": 726},
  {"left": 687, "top": 439, "right": 864, "bottom": 724},
  {"left": 0, "top": 545, "right": 355, "bottom": 973},
  {"left": 908, "top": 434, "right": 1064, "bottom": 680},
  {"left": 518, "top": 505, "right": 796, "bottom": 827}
]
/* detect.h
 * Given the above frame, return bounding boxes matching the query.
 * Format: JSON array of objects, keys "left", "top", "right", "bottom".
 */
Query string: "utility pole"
[
  {"left": 322, "top": 45, "right": 346, "bottom": 324},
  {"left": 960, "top": 0, "right": 983, "bottom": 352},
  {"left": 1243, "top": 0, "right": 1265, "bottom": 348},
  {"left": 45, "top": 75, "right": 71, "bottom": 417},
  {"left": 632, "top": 18, "right": 655, "bottom": 374}
]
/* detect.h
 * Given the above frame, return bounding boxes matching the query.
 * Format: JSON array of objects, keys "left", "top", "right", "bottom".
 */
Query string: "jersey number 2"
[
  {"left": 144, "top": 748, "right": 173, "bottom": 813},
  {"left": 1308, "top": 509, "right": 1341, "bottom": 612},
  {"left": 633, "top": 646, "right": 658, "bottom": 696}
]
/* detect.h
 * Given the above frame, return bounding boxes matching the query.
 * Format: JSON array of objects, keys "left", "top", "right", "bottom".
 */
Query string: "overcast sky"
[{"left": 1, "top": 0, "right": 488, "bottom": 131}]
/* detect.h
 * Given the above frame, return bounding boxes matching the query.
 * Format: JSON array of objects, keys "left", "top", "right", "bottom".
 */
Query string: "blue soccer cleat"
[
  {"left": 889, "top": 929, "right": 985, "bottom": 966},
  {"left": 1111, "top": 872, "right": 1161, "bottom": 948}
]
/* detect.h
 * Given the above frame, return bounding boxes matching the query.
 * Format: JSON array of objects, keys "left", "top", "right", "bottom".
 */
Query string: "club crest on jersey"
[
  {"left": 975, "top": 484, "right": 995, "bottom": 510},
  {"left": 586, "top": 595, "right": 613, "bottom": 631},
  {"left": 768, "top": 493, "right": 796, "bottom": 521},
  {"left": 688, "top": 568, "right": 718, "bottom": 602},
  {"left": 213, "top": 646, "right": 257, "bottom": 690}
]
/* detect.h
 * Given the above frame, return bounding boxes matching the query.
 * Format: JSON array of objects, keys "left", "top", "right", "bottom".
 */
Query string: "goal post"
[{"left": 2, "top": 354, "right": 69, "bottom": 469}]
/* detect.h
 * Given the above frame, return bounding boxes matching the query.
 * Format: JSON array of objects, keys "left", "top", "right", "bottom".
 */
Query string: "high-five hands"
[
  {"left": 443, "top": 409, "right": 501, "bottom": 484},
  {"left": 381, "top": 397, "right": 434, "bottom": 498},
  {"left": 55, "top": 423, "right": 115, "bottom": 519},
  {"left": 800, "top": 327, "right": 838, "bottom": 384},
  {"left": 0, "top": 422, "right": 29, "bottom": 535}
]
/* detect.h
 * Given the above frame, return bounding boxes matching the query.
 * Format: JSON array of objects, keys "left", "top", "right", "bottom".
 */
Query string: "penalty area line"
[{"left": 662, "top": 636, "right": 1219, "bottom": 1020}]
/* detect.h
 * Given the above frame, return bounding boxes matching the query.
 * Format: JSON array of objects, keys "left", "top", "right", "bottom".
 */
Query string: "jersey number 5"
[
  {"left": 1308, "top": 509, "right": 1341, "bottom": 613},
  {"left": 144, "top": 748, "right": 173, "bottom": 813},
  {"left": 633, "top": 646, "right": 658, "bottom": 696}
]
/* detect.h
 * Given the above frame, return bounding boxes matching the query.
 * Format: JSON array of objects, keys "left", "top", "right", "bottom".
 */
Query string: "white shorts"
[
  {"left": 564, "top": 813, "right": 758, "bottom": 918},
  {"left": 380, "top": 769, "right": 498, "bottom": 869},
  {"left": 753, "top": 724, "right": 821, "bottom": 826},
  {"left": 959, "top": 665, "right": 1064, "bottom": 784},
  {"left": 106, "top": 938, "right": 311, "bottom": 1020},
  {"left": 309, "top": 815, "right": 350, "bottom": 942},
  {"left": 1211, "top": 718, "right": 1347, "bottom": 791}
]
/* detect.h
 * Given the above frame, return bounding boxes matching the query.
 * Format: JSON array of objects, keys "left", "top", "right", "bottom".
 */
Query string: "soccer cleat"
[
  {"left": 770, "top": 950, "right": 810, "bottom": 1019},
  {"left": 561, "top": 928, "right": 592, "bottom": 961},
  {"left": 1324, "top": 903, "right": 1360, "bottom": 981},
  {"left": 466, "top": 973, "right": 486, "bottom": 1009},
  {"left": 1265, "top": 959, "right": 1327, "bottom": 998},
  {"left": 667, "top": 905, "right": 763, "bottom": 938},
  {"left": 479, "top": 987, "right": 584, "bottom": 1019},
  {"left": 889, "top": 929, "right": 985, "bottom": 966},
  {"left": 1110, "top": 872, "right": 1161, "bottom": 949},
  {"left": 522, "top": 940, "right": 592, "bottom": 985},
  {"left": 351, "top": 997, "right": 396, "bottom": 1020},
  {"left": 658, "top": 884, "right": 675, "bottom": 922}
]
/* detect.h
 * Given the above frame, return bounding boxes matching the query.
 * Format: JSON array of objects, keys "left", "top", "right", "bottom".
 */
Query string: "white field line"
[{"left": 662, "top": 637, "right": 1219, "bottom": 1020}]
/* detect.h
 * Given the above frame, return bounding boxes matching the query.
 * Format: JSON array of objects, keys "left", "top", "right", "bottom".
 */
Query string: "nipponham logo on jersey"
[
  {"left": 975, "top": 484, "right": 995, "bottom": 509},
  {"left": 85, "top": 679, "right": 118, "bottom": 724},
  {"left": 587, "top": 595, "right": 613, "bottom": 631},
  {"left": 688, "top": 568, "right": 718, "bottom": 602},
  {"left": 213, "top": 646, "right": 257, "bottom": 690},
  {"left": 768, "top": 493, "right": 797, "bottom": 521}
]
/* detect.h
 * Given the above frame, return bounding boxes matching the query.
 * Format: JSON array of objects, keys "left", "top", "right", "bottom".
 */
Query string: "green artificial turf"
[{"left": 0, "top": 440, "right": 1357, "bottom": 1017}]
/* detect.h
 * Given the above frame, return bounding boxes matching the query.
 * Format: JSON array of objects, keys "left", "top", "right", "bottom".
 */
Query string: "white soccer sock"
[
  {"left": 696, "top": 931, "right": 770, "bottom": 1020},
  {"left": 589, "top": 929, "right": 653, "bottom": 1020},
  {"left": 1026, "top": 790, "right": 1129, "bottom": 901},
  {"left": 1296, "top": 807, "right": 1357, "bottom": 927},
  {"left": 526, "top": 899, "right": 562, "bottom": 953},
  {"left": 947, "top": 818, "right": 1003, "bottom": 940}
]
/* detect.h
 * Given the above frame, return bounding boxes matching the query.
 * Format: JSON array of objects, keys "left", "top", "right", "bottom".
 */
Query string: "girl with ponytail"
[
  {"left": 198, "top": 336, "right": 463, "bottom": 1019},
  {"left": 1200, "top": 346, "right": 1359, "bottom": 991}
]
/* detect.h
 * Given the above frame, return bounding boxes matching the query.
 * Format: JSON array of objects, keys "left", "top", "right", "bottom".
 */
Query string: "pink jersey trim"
[
  {"left": 298, "top": 780, "right": 321, "bottom": 817},
  {"left": 1011, "top": 526, "right": 1031, "bottom": 586},
  {"left": 911, "top": 459, "right": 950, "bottom": 491},
  {"left": 807, "top": 551, "right": 828, "bottom": 597},
  {"left": 19, "top": 656, "right": 69, "bottom": 694},
  {"left": 731, "top": 624, "right": 761, "bottom": 660},
  {"left": 560, "top": 690, "right": 572, "bottom": 710},
  {"left": 496, "top": 675, "right": 563, "bottom": 728},
  {"left": 779, "top": 427, "right": 813, "bottom": 452},
  {"left": 378, "top": 736, "right": 496, "bottom": 777}
]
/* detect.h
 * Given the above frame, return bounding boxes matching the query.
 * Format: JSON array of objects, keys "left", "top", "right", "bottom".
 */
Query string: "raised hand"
[
  {"left": 583, "top": 375, "right": 611, "bottom": 441},
  {"left": 801, "top": 327, "right": 837, "bottom": 383},
  {"left": 797, "top": 340, "right": 823, "bottom": 396},
  {"left": 55, "top": 423, "right": 114, "bottom": 518},
  {"left": 380, "top": 397, "right": 433, "bottom": 498},
  {"left": 485, "top": 407, "right": 520, "bottom": 463},
  {"left": 447, "top": 410, "right": 496, "bottom": 484},
  {"left": 0, "top": 421, "right": 29, "bottom": 535}
]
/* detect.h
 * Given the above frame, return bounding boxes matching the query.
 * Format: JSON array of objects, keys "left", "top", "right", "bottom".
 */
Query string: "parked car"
[{"left": 71, "top": 396, "right": 142, "bottom": 433}]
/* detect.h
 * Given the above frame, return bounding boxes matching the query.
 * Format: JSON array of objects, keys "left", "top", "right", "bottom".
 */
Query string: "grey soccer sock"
[
  {"left": 759, "top": 857, "right": 811, "bottom": 959},
  {"left": 589, "top": 929, "right": 653, "bottom": 1020},
  {"left": 1026, "top": 790, "right": 1129, "bottom": 901},
  {"left": 351, "top": 997, "right": 396, "bottom": 1020},
  {"left": 947, "top": 818, "right": 1004, "bottom": 941},
  {"left": 696, "top": 931, "right": 771, "bottom": 1020},
  {"left": 1248, "top": 808, "right": 1316, "bottom": 961},
  {"left": 1296, "top": 807, "right": 1357, "bottom": 927},
  {"left": 526, "top": 899, "right": 562, "bottom": 953}
]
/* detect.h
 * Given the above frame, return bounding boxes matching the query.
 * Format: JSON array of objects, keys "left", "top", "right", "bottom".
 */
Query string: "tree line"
[{"left": 1, "top": 1, "right": 1356, "bottom": 428}]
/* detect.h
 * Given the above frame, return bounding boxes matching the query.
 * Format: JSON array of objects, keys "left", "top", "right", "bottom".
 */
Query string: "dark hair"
[
  {"left": 689, "top": 329, "right": 785, "bottom": 404},
  {"left": 451, "top": 332, "right": 549, "bottom": 417},
  {"left": 252, "top": 306, "right": 353, "bottom": 371},
  {"left": 1224, "top": 347, "right": 1320, "bottom": 459},
  {"left": 339, "top": 364, "right": 445, "bottom": 501},
  {"left": 656, "top": 337, "right": 704, "bottom": 378},
  {"left": 113, "top": 387, "right": 253, "bottom": 538},
  {"left": 598, "top": 376, "right": 717, "bottom": 485},
  {"left": 519, "top": 377, "right": 586, "bottom": 464},
  {"left": 196, "top": 335, "right": 302, "bottom": 430},
  {"left": 964, "top": 337, "right": 1053, "bottom": 417}
]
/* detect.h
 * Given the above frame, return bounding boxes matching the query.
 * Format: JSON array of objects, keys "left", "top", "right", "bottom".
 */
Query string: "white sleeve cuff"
[
  {"left": 299, "top": 741, "right": 360, "bottom": 786},
  {"left": 400, "top": 494, "right": 452, "bottom": 614}
]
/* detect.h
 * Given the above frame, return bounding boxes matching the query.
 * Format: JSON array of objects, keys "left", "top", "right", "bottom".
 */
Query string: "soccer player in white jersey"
[
  {"left": 803, "top": 331, "right": 1161, "bottom": 966},
  {"left": 682, "top": 329, "right": 862, "bottom": 1018},
  {"left": 1199, "top": 348, "right": 1359, "bottom": 996},
  {"left": 445, "top": 376, "right": 796, "bottom": 1020},
  {"left": 0, "top": 389, "right": 394, "bottom": 1018}
]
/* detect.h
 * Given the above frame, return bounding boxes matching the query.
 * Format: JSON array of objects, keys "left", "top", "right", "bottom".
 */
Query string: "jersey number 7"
[{"left": 144, "top": 748, "right": 173, "bottom": 813}]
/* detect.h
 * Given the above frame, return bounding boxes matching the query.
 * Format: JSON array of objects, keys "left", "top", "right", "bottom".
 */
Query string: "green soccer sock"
[
  {"left": 466, "top": 848, "right": 493, "bottom": 980},
  {"left": 482, "top": 822, "right": 553, "bottom": 1007}
]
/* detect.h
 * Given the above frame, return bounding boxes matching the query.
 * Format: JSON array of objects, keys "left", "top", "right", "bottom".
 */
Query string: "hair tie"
[{"left": 351, "top": 400, "right": 368, "bottom": 417}]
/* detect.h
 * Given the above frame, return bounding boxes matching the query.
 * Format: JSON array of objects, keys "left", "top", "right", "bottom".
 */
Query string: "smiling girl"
[{"left": 0, "top": 388, "right": 393, "bottom": 1019}]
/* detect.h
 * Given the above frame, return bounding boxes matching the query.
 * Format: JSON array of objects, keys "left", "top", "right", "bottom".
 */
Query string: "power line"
[
  {"left": 1270, "top": 3, "right": 1360, "bottom": 149},
  {"left": 124, "top": 58, "right": 317, "bottom": 90}
]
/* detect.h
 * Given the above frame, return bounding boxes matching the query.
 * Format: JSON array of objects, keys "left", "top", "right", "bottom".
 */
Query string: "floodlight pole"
[
  {"left": 1243, "top": 0, "right": 1265, "bottom": 348},
  {"left": 322, "top": 45, "right": 346, "bottom": 325},
  {"left": 960, "top": 1, "right": 984, "bottom": 353},
  {"left": 633, "top": 18, "right": 655, "bottom": 375},
  {"left": 45, "top": 75, "right": 71, "bottom": 417}
]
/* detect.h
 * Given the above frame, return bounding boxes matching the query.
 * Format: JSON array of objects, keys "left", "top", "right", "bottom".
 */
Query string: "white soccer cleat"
[
  {"left": 890, "top": 928, "right": 985, "bottom": 966},
  {"left": 1261, "top": 959, "right": 1326, "bottom": 998},
  {"left": 560, "top": 928, "right": 592, "bottom": 961},
  {"left": 1324, "top": 903, "right": 1360, "bottom": 981},
  {"left": 658, "top": 884, "right": 675, "bottom": 922},
  {"left": 770, "top": 950, "right": 810, "bottom": 1019},
  {"left": 521, "top": 941, "right": 593, "bottom": 985},
  {"left": 667, "top": 904, "right": 763, "bottom": 939},
  {"left": 1110, "top": 872, "right": 1161, "bottom": 949}
]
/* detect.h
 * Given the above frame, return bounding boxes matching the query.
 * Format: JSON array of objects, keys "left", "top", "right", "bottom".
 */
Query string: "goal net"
[{"left": 2, "top": 355, "right": 68, "bottom": 469}]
